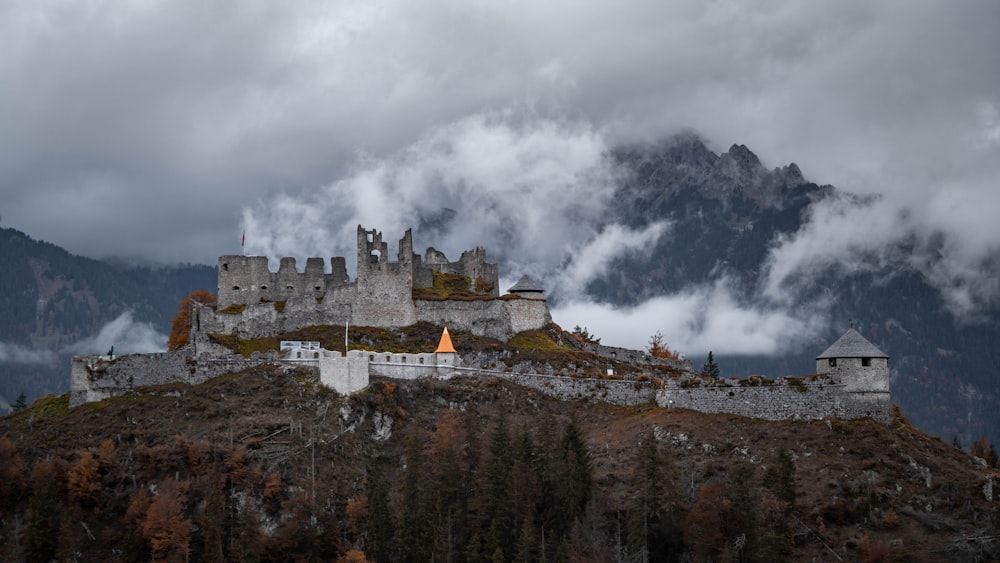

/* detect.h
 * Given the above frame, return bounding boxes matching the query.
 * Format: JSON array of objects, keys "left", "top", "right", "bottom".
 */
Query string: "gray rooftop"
[
  {"left": 508, "top": 275, "right": 544, "bottom": 293},
  {"left": 816, "top": 328, "right": 888, "bottom": 360}
]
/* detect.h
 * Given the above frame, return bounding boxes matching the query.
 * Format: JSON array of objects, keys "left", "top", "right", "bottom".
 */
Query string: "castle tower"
[
  {"left": 816, "top": 328, "right": 889, "bottom": 399},
  {"left": 352, "top": 225, "right": 417, "bottom": 326},
  {"left": 434, "top": 327, "right": 457, "bottom": 370},
  {"left": 507, "top": 275, "right": 546, "bottom": 300}
]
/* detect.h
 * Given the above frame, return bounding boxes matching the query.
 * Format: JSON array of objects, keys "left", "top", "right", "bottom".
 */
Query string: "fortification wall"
[
  {"left": 569, "top": 340, "right": 690, "bottom": 370},
  {"left": 656, "top": 377, "right": 892, "bottom": 423},
  {"left": 69, "top": 351, "right": 274, "bottom": 407},
  {"left": 217, "top": 255, "right": 349, "bottom": 308},
  {"left": 505, "top": 298, "right": 553, "bottom": 335},
  {"left": 498, "top": 372, "right": 655, "bottom": 406},
  {"left": 413, "top": 298, "right": 550, "bottom": 340}
]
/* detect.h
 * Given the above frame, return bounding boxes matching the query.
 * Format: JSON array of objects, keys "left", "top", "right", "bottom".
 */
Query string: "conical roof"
[
  {"left": 435, "top": 327, "right": 456, "bottom": 353},
  {"left": 816, "top": 328, "right": 888, "bottom": 360},
  {"left": 508, "top": 275, "right": 544, "bottom": 293}
]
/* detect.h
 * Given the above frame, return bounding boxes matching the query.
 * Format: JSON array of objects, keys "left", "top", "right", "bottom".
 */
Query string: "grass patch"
[
  {"left": 218, "top": 303, "right": 246, "bottom": 314},
  {"left": 509, "top": 329, "right": 565, "bottom": 352},
  {"left": 412, "top": 271, "right": 498, "bottom": 301},
  {"left": 275, "top": 300, "right": 287, "bottom": 313}
]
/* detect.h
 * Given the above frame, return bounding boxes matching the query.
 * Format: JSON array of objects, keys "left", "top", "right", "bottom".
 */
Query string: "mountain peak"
[{"left": 725, "top": 143, "right": 762, "bottom": 171}]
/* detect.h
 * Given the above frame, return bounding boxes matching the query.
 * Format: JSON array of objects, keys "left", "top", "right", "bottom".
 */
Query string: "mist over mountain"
[{"left": 591, "top": 135, "right": 1000, "bottom": 448}]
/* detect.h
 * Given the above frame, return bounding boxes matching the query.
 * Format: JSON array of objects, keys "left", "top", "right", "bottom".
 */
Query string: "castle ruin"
[
  {"left": 200, "top": 225, "right": 545, "bottom": 342},
  {"left": 68, "top": 225, "right": 891, "bottom": 424}
]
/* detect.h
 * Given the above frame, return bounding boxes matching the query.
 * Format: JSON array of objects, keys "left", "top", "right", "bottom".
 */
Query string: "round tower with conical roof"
[{"left": 816, "top": 328, "right": 890, "bottom": 401}]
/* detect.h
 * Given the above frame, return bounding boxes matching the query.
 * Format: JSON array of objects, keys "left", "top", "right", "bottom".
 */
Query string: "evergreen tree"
[
  {"left": 701, "top": 351, "right": 720, "bottom": 378},
  {"left": 12, "top": 391, "right": 27, "bottom": 411},
  {"left": 554, "top": 417, "right": 592, "bottom": 535}
]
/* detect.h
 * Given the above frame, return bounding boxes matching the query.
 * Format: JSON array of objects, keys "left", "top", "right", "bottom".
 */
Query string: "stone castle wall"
[
  {"left": 70, "top": 347, "right": 891, "bottom": 425},
  {"left": 69, "top": 351, "right": 273, "bottom": 408},
  {"left": 205, "top": 225, "right": 523, "bottom": 340},
  {"left": 655, "top": 376, "right": 892, "bottom": 423}
]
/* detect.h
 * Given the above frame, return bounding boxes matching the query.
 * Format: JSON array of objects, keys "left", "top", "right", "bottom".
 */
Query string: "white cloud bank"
[
  {"left": 64, "top": 312, "right": 167, "bottom": 357},
  {"left": 553, "top": 277, "right": 829, "bottom": 357},
  {"left": 0, "top": 342, "right": 57, "bottom": 365}
]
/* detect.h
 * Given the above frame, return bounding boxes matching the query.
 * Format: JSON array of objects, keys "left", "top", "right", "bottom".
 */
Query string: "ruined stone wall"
[
  {"left": 414, "top": 297, "right": 550, "bottom": 340},
  {"left": 505, "top": 298, "right": 553, "bottom": 335},
  {"left": 69, "top": 351, "right": 275, "bottom": 407},
  {"left": 217, "top": 255, "right": 349, "bottom": 308},
  {"left": 655, "top": 377, "right": 892, "bottom": 423},
  {"left": 567, "top": 340, "right": 691, "bottom": 371},
  {"left": 497, "top": 372, "right": 655, "bottom": 406},
  {"left": 416, "top": 246, "right": 499, "bottom": 296}
]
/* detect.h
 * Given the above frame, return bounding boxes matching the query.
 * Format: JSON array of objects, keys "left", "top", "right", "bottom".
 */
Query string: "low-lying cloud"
[
  {"left": 64, "top": 312, "right": 167, "bottom": 356},
  {"left": 0, "top": 342, "right": 57, "bottom": 365},
  {"left": 242, "top": 112, "right": 657, "bottom": 302},
  {"left": 553, "top": 276, "right": 829, "bottom": 357},
  {"left": 763, "top": 188, "right": 1000, "bottom": 319}
]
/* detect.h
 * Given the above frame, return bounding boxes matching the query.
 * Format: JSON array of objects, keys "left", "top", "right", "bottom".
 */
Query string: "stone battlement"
[{"left": 203, "top": 225, "right": 531, "bottom": 340}]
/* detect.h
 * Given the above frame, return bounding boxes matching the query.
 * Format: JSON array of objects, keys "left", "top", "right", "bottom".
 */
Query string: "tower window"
[
  {"left": 862, "top": 357, "right": 871, "bottom": 367},
  {"left": 828, "top": 358, "right": 837, "bottom": 367},
  {"left": 232, "top": 285, "right": 241, "bottom": 291}
]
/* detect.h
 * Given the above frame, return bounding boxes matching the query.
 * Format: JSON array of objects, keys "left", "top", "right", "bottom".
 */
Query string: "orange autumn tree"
[
  {"left": 167, "top": 290, "right": 217, "bottom": 351},
  {"left": 647, "top": 331, "right": 681, "bottom": 361}
]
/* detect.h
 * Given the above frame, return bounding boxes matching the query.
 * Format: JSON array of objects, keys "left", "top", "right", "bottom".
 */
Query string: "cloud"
[
  {"left": 553, "top": 276, "right": 828, "bottom": 356},
  {"left": 762, "top": 186, "right": 1000, "bottom": 319},
  {"left": 64, "top": 312, "right": 167, "bottom": 356},
  {"left": 1, "top": 1, "right": 997, "bottom": 273},
  {"left": 0, "top": 342, "right": 57, "bottom": 365},
  {"left": 242, "top": 112, "right": 654, "bottom": 299}
]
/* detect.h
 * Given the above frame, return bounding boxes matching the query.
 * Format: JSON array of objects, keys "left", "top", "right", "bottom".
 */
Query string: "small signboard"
[{"left": 280, "top": 341, "right": 321, "bottom": 352}]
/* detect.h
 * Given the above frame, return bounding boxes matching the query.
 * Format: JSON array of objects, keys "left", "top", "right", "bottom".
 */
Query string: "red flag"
[{"left": 241, "top": 231, "right": 245, "bottom": 247}]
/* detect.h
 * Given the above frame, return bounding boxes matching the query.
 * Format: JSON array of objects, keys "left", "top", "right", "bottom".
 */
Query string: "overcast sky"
[{"left": 3, "top": 1, "right": 998, "bottom": 354}]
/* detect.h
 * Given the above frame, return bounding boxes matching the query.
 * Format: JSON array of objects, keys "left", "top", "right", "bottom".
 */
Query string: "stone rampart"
[
  {"left": 655, "top": 376, "right": 892, "bottom": 423},
  {"left": 414, "top": 298, "right": 552, "bottom": 340},
  {"left": 69, "top": 351, "right": 277, "bottom": 408}
]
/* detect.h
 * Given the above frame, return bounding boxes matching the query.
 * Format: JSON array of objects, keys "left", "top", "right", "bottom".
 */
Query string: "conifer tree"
[{"left": 701, "top": 351, "right": 720, "bottom": 378}]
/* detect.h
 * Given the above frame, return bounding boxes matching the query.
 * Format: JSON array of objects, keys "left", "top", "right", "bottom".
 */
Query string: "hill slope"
[{"left": 1, "top": 369, "right": 996, "bottom": 562}]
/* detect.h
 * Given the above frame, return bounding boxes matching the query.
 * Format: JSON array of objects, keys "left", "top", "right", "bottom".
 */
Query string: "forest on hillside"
[{"left": 1, "top": 366, "right": 997, "bottom": 562}]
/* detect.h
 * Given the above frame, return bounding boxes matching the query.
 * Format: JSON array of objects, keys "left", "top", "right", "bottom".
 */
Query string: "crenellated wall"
[{"left": 206, "top": 225, "right": 520, "bottom": 339}]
